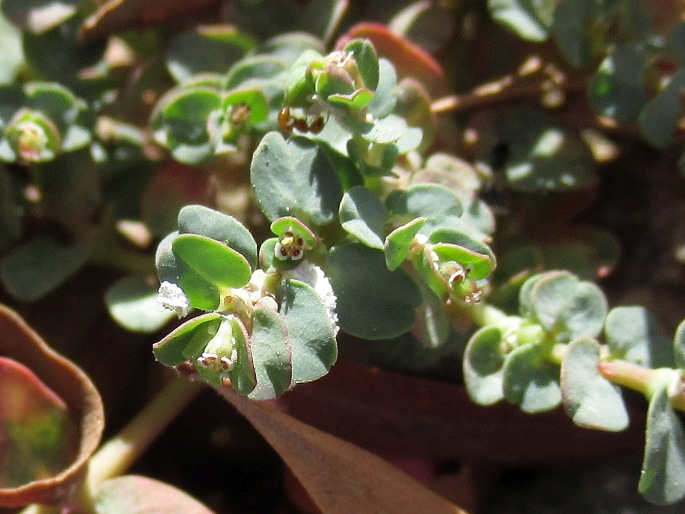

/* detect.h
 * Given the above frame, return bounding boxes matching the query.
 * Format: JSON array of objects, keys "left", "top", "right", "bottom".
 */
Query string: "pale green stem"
[
  {"left": 466, "top": 302, "right": 509, "bottom": 328},
  {"left": 20, "top": 377, "right": 204, "bottom": 514},
  {"left": 599, "top": 360, "right": 685, "bottom": 411}
]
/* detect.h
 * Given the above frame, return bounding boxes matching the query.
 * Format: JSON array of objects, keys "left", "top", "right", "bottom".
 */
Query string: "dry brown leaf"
[{"left": 220, "top": 388, "right": 467, "bottom": 514}]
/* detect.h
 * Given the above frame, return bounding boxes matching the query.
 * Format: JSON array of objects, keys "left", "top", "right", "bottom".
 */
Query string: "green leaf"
[
  {"left": 528, "top": 271, "right": 607, "bottom": 342},
  {"left": 156, "top": 232, "right": 220, "bottom": 311},
  {"left": 367, "top": 58, "right": 398, "bottom": 118},
  {"left": 639, "top": 68, "right": 685, "bottom": 148},
  {"left": 428, "top": 228, "right": 496, "bottom": 280},
  {"left": 251, "top": 132, "right": 343, "bottom": 224},
  {"left": 503, "top": 342, "right": 562, "bottom": 413},
  {"left": 0, "top": 237, "right": 90, "bottom": 301},
  {"left": 152, "top": 313, "right": 222, "bottom": 367},
  {"left": 166, "top": 26, "right": 255, "bottom": 83},
  {"left": 488, "top": 0, "right": 555, "bottom": 42},
  {"left": 674, "top": 319, "right": 685, "bottom": 368},
  {"left": 177, "top": 204, "right": 258, "bottom": 269},
  {"left": 248, "top": 304, "right": 293, "bottom": 400},
  {"left": 225, "top": 55, "right": 286, "bottom": 89},
  {"left": 339, "top": 186, "right": 387, "bottom": 250},
  {"left": 639, "top": 384, "right": 685, "bottom": 504},
  {"left": 151, "top": 87, "right": 222, "bottom": 165},
  {"left": 384, "top": 217, "right": 426, "bottom": 271},
  {"left": 105, "top": 276, "right": 176, "bottom": 334},
  {"left": 464, "top": 326, "right": 506, "bottom": 405},
  {"left": 386, "top": 184, "right": 463, "bottom": 234},
  {"left": 222, "top": 87, "right": 269, "bottom": 126},
  {"left": 589, "top": 43, "right": 648, "bottom": 124},
  {"left": 343, "top": 39, "right": 379, "bottom": 91},
  {"left": 414, "top": 282, "right": 450, "bottom": 349},
  {"left": 560, "top": 337, "right": 629, "bottom": 431},
  {"left": 279, "top": 278, "right": 337, "bottom": 384},
  {"left": 172, "top": 234, "right": 252, "bottom": 290},
  {"left": 552, "top": 0, "right": 597, "bottom": 68},
  {"left": 0, "top": 14, "right": 22, "bottom": 85},
  {"left": 226, "top": 317, "right": 257, "bottom": 395},
  {"left": 328, "top": 243, "right": 421, "bottom": 339},
  {"left": 94, "top": 475, "right": 214, "bottom": 514},
  {"left": 270, "top": 217, "right": 317, "bottom": 247},
  {"left": 604, "top": 306, "right": 673, "bottom": 368}
]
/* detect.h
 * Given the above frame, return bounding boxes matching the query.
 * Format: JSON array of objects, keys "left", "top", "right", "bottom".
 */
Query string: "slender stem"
[
  {"left": 84, "top": 377, "right": 204, "bottom": 493},
  {"left": 322, "top": 0, "right": 349, "bottom": 48},
  {"left": 466, "top": 302, "right": 509, "bottom": 328}
]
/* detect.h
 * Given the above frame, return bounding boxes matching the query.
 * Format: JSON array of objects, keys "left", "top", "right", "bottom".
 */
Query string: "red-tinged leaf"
[
  {"left": 219, "top": 387, "right": 466, "bottom": 514},
  {"left": 0, "top": 305, "right": 104, "bottom": 507},
  {"left": 276, "top": 359, "right": 644, "bottom": 465},
  {"left": 94, "top": 475, "right": 214, "bottom": 514},
  {"left": 0, "top": 357, "right": 78, "bottom": 489},
  {"left": 335, "top": 22, "right": 446, "bottom": 96}
]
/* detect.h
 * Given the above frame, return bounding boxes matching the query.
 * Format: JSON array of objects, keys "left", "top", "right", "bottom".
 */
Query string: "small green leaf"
[
  {"left": 225, "top": 55, "right": 286, "bottom": 89},
  {"left": 226, "top": 317, "right": 257, "bottom": 395},
  {"left": 248, "top": 304, "right": 293, "bottom": 400},
  {"left": 386, "top": 184, "right": 463, "bottom": 234},
  {"left": 105, "top": 276, "right": 175, "bottom": 334},
  {"left": 177, "top": 204, "right": 258, "bottom": 269},
  {"left": 561, "top": 337, "right": 628, "bottom": 431},
  {"left": 488, "top": 0, "right": 554, "bottom": 42},
  {"left": 172, "top": 234, "right": 252, "bottom": 290},
  {"left": 251, "top": 132, "right": 343, "bottom": 224},
  {"left": 167, "top": 26, "right": 255, "bottom": 83},
  {"left": 428, "top": 228, "right": 496, "bottom": 280},
  {"left": 503, "top": 342, "right": 561, "bottom": 413},
  {"left": 368, "top": 58, "right": 398, "bottom": 118},
  {"left": 589, "top": 44, "right": 648, "bottom": 124},
  {"left": 605, "top": 306, "right": 673, "bottom": 368},
  {"left": 639, "top": 68, "right": 685, "bottom": 148},
  {"left": 639, "top": 384, "right": 685, "bottom": 504},
  {"left": 528, "top": 271, "right": 607, "bottom": 342},
  {"left": 156, "top": 232, "right": 220, "bottom": 311},
  {"left": 151, "top": 87, "right": 222, "bottom": 165},
  {"left": 152, "top": 313, "right": 222, "bottom": 367},
  {"left": 0, "top": 237, "right": 90, "bottom": 301},
  {"left": 464, "top": 326, "right": 506, "bottom": 405},
  {"left": 270, "top": 217, "right": 317, "bottom": 248},
  {"left": 223, "top": 88, "right": 269, "bottom": 126},
  {"left": 328, "top": 243, "right": 421, "bottom": 339},
  {"left": 280, "top": 278, "right": 337, "bottom": 384},
  {"left": 343, "top": 39, "right": 379, "bottom": 91},
  {"left": 339, "top": 186, "right": 387, "bottom": 250},
  {"left": 552, "top": 0, "right": 597, "bottom": 68},
  {"left": 414, "top": 282, "right": 450, "bottom": 349},
  {"left": 384, "top": 217, "right": 426, "bottom": 271}
]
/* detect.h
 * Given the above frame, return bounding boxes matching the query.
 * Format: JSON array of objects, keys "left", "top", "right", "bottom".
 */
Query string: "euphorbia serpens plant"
[{"left": 2, "top": 0, "right": 685, "bottom": 512}]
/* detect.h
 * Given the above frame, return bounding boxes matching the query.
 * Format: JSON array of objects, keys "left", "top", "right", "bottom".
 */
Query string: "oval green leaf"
[
  {"left": 560, "top": 337, "right": 629, "bottom": 431},
  {"left": 152, "top": 313, "right": 222, "bottom": 367},
  {"left": 172, "top": 233, "right": 252, "bottom": 290},
  {"left": 105, "top": 276, "right": 176, "bottom": 334},
  {"left": 605, "top": 306, "right": 673, "bottom": 368},
  {"left": 279, "top": 278, "right": 337, "bottom": 384},
  {"left": 464, "top": 326, "right": 506, "bottom": 406},
  {"left": 339, "top": 185, "right": 387, "bottom": 250},
  {"left": 503, "top": 342, "right": 561, "bottom": 413},
  {"left": 328, "top": 243, "right": 421, "bottom": 340},
  {"left": 248, "top": 304, "right": 293, "bottom": 400},
  {"left": 384, "top": 217, "right": 426, "bottom": 271}
]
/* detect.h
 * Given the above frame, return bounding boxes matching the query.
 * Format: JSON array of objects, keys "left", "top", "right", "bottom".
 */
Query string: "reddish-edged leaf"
[
  {"left": 94, "top": 475, "right": 214, "bottom": 514},
  {"left": 220, "top": 387, "right": 466, "bottom": 514},
  {"left": 0, "top": 305, "right": 104, "bottom": 507}
]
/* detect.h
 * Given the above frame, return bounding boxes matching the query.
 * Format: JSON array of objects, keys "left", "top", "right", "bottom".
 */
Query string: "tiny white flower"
[
  {"left": 157, "top": 281, "right": 190, "bottom": 318},
  {"left": 284, "top": 262, "right": 339, "bottom": 336}
]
